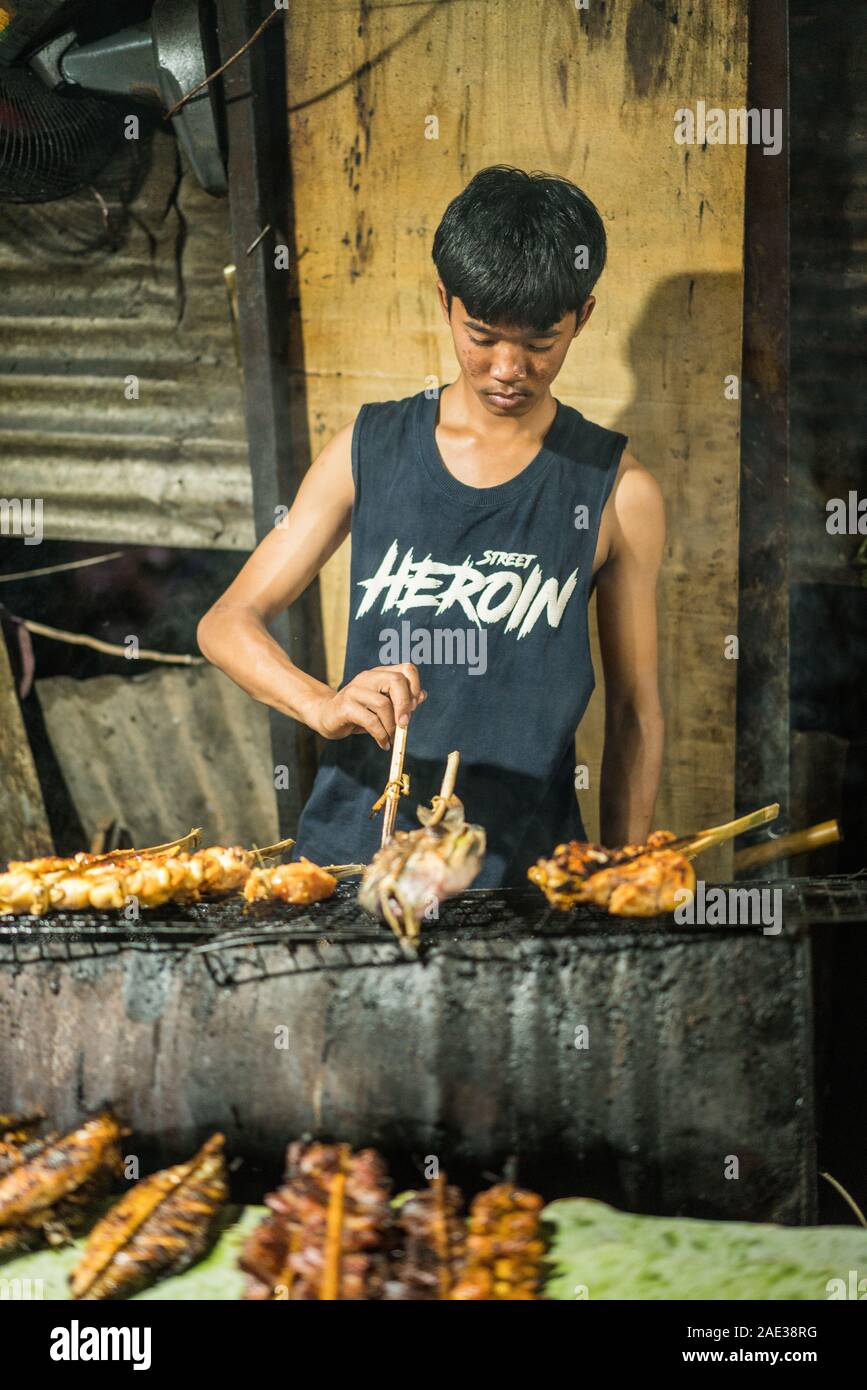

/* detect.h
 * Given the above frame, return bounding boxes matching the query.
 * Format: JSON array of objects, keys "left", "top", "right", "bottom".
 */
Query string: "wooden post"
[
  {"left": 736, "top": 0, "right": 790, "bottom": 873},
  {"left": 0, "top": 625, "right": 52, "bottom": 864},
  {"left": 215, "top": 0, "right": 326, "bottom": 837}
]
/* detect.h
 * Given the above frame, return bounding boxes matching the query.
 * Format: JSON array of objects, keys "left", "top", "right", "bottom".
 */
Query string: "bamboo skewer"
[
  {"left": 734, "top": 818, "right": 840, "bottom": 872},
  {"left": 321, "top": 863, "right": 366, "bottom": 879},
  {"left": 422, "top": 750, "right": 461, "bottom": 828},
  {"left": 432, "top": 1172, "right": 452, "bottom": 1300},
  {"left": 248, "top": 836, "right": 295, "bottom": 861},
  {"left": 94, "top": 827, "right": 203, "bottom": 861},
  {"left": 681, "top": 803, "right": 780, "bottom": 859},
  {"left": 320, "top": 1149, "right": 349, "bottom": 1301},
  {"left": 378, "top": 723, "right": 409, "bottom": 847},
  {"left": 597, "top": 803, "right": 782, "bottom": 876}
]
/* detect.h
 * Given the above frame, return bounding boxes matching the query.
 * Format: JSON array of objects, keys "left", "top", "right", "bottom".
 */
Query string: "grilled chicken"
[
  {"left": 69, "top": 1133, "right": 227, "bottom": 1300},
  {"left": 579, "top": 848, "right": 696, "bottom": 916},
  {"left": 387, "top": 1175, "right": 466, "bottom": 1300},
  {"left": 0, "top": 1112, "right": 47, "bottom": 1177},
  {"left": 529, "top": 830, "right": 695, "bottom": 916},
  {"left": 0, "top": 841, "right": 292, "bottom": 916},
  {"left": 359, "top": 795, "right": 486, "bottom": 947},
  {"left": 243, "top": 859, "right": 337, "bottom": 906}
]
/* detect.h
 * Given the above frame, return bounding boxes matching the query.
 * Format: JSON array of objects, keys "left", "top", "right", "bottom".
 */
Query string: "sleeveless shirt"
[{"left": 293, "top": 383, "right": 628, "bottom": 888}]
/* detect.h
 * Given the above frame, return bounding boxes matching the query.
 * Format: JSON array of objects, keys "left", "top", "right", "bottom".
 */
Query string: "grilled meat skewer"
[
  {"left": 243, "top": 859, "right": 337, "bottom": 906},
  {"left": 387, "top": 1174, "right": 466, "bottom": 1300},
  {"left": 0, "top": 837, "right": 302, "bottom": 917},
  {"left": 240, "top": 1141, "right": 395, "bottom": 1300},
  {"left": 451, "top": 1184, "right": 545, "bottom": 1300},
  {"left": 529, "top": 836, "right": 696, "bottom": 916},
  {"left": 529, "top": 805, "right": 780, "bottom": 917},
  {"left": 359, "top": 751, "right": 486, "bottom": 948}
]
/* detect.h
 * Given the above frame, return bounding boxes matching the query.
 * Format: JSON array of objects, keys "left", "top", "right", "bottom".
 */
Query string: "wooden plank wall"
[{"left": 284, "top": 0, "right": 749, "bottom": 870}]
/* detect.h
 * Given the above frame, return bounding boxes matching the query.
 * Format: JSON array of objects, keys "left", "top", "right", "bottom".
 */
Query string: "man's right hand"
[{"left": 312, "top": 663, "right": 426, "bottom": 750}]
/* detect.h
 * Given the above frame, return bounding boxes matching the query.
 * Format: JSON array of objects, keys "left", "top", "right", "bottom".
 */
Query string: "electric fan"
[{"left": 0, "top": 0, "right": 226, "bottom": 205}]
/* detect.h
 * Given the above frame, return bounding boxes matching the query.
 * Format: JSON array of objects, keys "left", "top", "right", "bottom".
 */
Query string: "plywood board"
[{"left": 285, "top": 0, "right": 749, "bottom": 873}]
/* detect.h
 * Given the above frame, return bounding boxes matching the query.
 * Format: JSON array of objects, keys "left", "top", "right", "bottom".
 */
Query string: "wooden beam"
[
  {"left": 0, "top": 625, "right": 52, "bottom": 864},
  {"left": 736, "top": 0, "right": 790, "bottom": 871},
  {"left": 215, "top": 0, "right": 325, "bottom": 837}
]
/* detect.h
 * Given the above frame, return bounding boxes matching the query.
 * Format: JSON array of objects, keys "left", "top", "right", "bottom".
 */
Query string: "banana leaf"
[
  {"left": 5, "top": 1195, "right": 866, "bottom": 1300},
  {"left": 0, "top": 1205, "right": 264, "bottom": 1300},
  {"left": 543, "top": 1198, "right": 867, "bottom": 1300}
]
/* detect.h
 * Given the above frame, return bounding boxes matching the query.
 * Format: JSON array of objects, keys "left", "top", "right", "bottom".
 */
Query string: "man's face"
[{"left": 437, "top": 283, "right": 595, "bottom": 416}]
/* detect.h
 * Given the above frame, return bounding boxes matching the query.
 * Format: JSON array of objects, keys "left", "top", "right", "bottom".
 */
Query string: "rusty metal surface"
[
  {"left": 0, "top": 128, "right": 254, "bottom": 551},
  {"left": 34, "top": 663, "right": 279, "bottom": 849},
  {"left": 0, "top": 883, "right": 820, "bottom": 1221}
]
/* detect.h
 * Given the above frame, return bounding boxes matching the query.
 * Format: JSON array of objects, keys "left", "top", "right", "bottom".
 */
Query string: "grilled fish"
[
  {"left": 0, "top": 1111, "right": 124, "bottom": 1259},
  {"left": 69, "top": 1133, "right": 227, "bottom": 1300}
]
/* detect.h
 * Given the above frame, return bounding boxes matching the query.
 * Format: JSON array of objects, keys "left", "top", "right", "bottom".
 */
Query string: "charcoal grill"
[{"left": 3, "top": 874, "right": 865, "bottom": 1221}]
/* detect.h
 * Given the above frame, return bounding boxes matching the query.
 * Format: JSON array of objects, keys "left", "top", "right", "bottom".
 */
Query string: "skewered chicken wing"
[{"left": 529, "top": 832, "right": 695, "bottom": 916}]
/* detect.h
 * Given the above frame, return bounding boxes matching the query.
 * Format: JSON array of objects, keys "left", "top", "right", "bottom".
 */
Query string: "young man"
[{"left": 197, "top": 165, "right": 665, "bottom": 887}]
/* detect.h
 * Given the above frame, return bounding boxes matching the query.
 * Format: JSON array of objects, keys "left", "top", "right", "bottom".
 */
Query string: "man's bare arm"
[
  {"left": 595, "top": 455, "right": 666, "bottom": 846},
  {"left": 196, "top": 422, "right": 423, "bottom": 751}
]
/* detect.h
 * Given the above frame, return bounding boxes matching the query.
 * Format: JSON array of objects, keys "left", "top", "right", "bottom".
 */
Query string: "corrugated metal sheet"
[
  {"left": 0, "top": 129, "right": 255, "bottom": 550},
  {"left": 35, "top": 663, "right": 279, "bottom": 849}
]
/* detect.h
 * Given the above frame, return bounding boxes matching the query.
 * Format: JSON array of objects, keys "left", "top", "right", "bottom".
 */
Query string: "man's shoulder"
[
  {"left": 359, "top": 386, "right": 427, "bottom": 416},
  {"left": 606, "top": 452, "right": 666, "bottom": 544},
  {"left": 558, "top": 397, "right": 626, "bottom": 447}
]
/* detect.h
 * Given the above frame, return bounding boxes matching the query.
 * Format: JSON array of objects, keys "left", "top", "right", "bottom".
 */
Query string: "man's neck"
[
  {"left": 440, "top": 375, "right": 557, "bottom": 444},
  {"left": 433, "top": 377, "right": 559, "bottom": 488}
]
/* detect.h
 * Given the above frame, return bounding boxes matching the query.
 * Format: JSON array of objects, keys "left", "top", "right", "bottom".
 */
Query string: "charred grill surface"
[{"left": 2, "top": 875, "right": 859, "bottom": 952}]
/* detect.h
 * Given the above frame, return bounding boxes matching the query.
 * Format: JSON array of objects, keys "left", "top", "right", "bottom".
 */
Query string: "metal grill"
[{"left": 2, "top": 875, "right": 864, "bottom": 981}]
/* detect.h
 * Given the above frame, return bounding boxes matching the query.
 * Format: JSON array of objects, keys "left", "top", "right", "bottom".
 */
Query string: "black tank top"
[{"left": 294, "top": 384, "right": 627, "bottom": 887}]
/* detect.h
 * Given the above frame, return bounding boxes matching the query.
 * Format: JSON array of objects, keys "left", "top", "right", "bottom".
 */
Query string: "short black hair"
[{"left": 432, "top": 165, "right": 607, "bottom": 334}]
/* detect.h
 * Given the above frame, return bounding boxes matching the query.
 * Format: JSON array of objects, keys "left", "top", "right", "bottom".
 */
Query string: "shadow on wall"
[{"left": 577, "top": 269, "right": 744, "bottom": 858}]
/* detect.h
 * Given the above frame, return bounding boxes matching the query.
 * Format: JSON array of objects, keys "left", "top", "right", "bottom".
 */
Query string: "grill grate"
[{"left": 2, "top": 875, "right": 865, "bottom": 975}]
